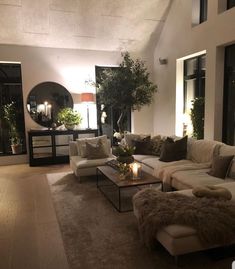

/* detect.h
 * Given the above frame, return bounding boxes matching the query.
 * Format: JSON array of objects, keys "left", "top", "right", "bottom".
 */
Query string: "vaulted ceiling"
[{"left": 0, "top": 0, "right": 172, "bottom": 52}]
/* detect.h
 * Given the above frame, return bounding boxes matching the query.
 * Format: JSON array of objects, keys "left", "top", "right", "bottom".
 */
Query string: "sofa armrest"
[{"left": 69, "top": 141, "right": 79, "bottom": 157}]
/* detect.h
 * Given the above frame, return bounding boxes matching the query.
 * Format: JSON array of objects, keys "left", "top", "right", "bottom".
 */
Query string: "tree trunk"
[
  {"left": 117, "top": 109, "right": 127, "bottom": 133},
  {"left": 117, "top": 111, "right": 124, "bottom": 133}
]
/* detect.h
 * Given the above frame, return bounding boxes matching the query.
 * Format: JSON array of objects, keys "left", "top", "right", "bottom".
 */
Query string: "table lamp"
[{"left": 81, "top": 92, "right": 94, "bottom": 129}]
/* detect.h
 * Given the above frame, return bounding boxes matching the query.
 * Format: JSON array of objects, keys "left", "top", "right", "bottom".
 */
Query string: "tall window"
[
  {"left": 192, "top": 0, "right": 208, "bottom": 26},
  {"left": 227, "top": 0, "right": 235, "bottom": 9},
  {"left": 183, "top": 55, "right": 206, "bottom": 137},
  {"left": 0, "top": 63, "right": 26, "bottom": 155},
  {"left": 200, "top": 0, "right": 208, "bottom": 23},
  {"left": 223, "top": 44, "right": 235, "bottom": 145}
]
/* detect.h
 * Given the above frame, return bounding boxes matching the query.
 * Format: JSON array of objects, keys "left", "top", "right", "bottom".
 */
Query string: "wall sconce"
[
  {"left": 81, "top": 92, "right": 94, "bottom": 129},
  {"left": 159, "top": 58, "right": 168, "bottom": 65}
]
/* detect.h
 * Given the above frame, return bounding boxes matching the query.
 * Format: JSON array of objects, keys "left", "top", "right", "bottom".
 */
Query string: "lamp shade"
[{"left": 81, "top": 93, "right": 94, "bottom": 103}]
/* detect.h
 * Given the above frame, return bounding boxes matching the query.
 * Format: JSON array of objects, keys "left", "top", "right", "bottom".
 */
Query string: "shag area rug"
[{"left": 47, "top": 172, "right": 234, "bottom": 269}]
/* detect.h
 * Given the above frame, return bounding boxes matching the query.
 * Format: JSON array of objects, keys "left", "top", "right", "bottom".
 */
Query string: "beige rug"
[{"left": 47, "top": 172, "right": 234, "bottom": 269}]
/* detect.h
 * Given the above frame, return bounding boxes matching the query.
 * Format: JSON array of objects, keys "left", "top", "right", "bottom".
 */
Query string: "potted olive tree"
[
  {"left": 96, "top": 52, "right": 157, "bottom": 133},
  {"left": 57, "top": 107, "right": 82, "bottom": 130},
  {"left": 3, "top": 102, "right": 23, "bottom": 154}
]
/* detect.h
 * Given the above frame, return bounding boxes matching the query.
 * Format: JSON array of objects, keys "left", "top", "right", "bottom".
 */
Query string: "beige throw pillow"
[
  {"left": 86, "top": 140, "right": 109, "bottom": 159},
  {"left": 76, "top": 135, "right": 109, "bottom": 158}
]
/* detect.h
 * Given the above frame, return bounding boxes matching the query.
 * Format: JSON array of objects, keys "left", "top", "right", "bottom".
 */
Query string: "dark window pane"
[
  {"left": 223, "top": 44, "right": 235, "bottom": 145},
  {"left": 0, "top": 63, "right": 26, "bottom": 155},
  {"left": 200, "top": 0, "right": 207, "bottom": 23},
  {"left": 227, "top": 0, "right": 235, "bottom": 9},
  {"left": 185, "top": 58, "right": 198, "bottom": 77}
]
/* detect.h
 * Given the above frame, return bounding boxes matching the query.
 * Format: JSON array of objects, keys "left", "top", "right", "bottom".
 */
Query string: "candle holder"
[{"left": 130, "top": 162, "right": 142, "bottom": 180}]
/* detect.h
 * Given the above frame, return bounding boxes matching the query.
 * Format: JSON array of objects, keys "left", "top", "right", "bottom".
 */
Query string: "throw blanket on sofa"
[
  {"left": 133, "top": 188, "right": 235, "bottom": 248},
  {"left": 153, "top": 162, "right": 211, "bottom": 190}
]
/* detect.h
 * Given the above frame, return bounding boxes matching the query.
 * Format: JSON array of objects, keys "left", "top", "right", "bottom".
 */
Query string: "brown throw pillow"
[
  {"left": 86, "top": 139, "right": 109, "bottom": 159},
  {"left": 208, "top": 155, "right": 234, "bottom": 179},
  {"left": 151, "top": 135, "right": 166, "bottom": 156},
  {"left": 159, "top": 136, "right": 188, "bottom": 162},
  {"left": 132, "top": 136, "right": 152, "bottom": 155}
]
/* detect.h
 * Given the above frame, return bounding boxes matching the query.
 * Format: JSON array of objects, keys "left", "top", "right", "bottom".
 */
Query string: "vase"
[
  {"left": 11, "top": 144, "right": 22, "bottom": 154},
  {"left": 117, "top": 155, "right": 134, "bottom": 164},
  {"left": 65, "top": 123, "right": 75, "bottom": 130}
]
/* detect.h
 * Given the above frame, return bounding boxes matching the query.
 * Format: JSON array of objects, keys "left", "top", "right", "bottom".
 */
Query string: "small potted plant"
[
  {"left": 115, "top": 144, "right": 135, "bottom": 164},
  {"left": 3, "top": 102, "right": 23, "bottom": 154},
  {"left": 57, "top": 107, "right": 82, "bottom": 130}
]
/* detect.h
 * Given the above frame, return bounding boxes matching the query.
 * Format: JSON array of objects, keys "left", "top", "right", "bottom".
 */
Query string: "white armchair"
[{"left": 69, "top": 137, "right": 115, "bottom": 180}]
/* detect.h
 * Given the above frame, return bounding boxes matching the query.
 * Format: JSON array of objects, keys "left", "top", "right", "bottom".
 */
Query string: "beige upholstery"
[
  {"left": 69, "top": 139, "right": 115, "bottom": 178},
  {"left": 171, "top": 169, "right": 235, "bottom": 190}
]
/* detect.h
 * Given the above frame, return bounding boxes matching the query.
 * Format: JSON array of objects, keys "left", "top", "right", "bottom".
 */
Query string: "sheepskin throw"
[{"left": 133, "top": 188, "right": 235, "bottom": 248}]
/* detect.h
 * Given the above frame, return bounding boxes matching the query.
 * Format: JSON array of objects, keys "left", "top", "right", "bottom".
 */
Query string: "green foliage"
[
  {"left": 96, "top": 52, "right": 157, "bottom": 132},
  {"left": 3, "top": 102, "right": 21, "bottom": 145},
  {"left": 57, "top": 108, "right": 82, "bottom": 125},
  {"left": 190, "top": 97, "right": 205, "bottom": 139},
  {"left": 115, "top": 145, "right": 135, "bottom": 157}
]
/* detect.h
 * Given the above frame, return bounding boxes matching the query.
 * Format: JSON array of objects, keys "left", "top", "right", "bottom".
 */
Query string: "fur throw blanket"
[{"left": 133, "top": 188, "right": 235, "bottom": 248}]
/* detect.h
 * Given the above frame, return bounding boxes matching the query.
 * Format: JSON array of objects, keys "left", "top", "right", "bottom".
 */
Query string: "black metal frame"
[
  {"left": 28, "top": 129, "right": 98, "bottom": 166},
  {"left": 96, "top": 167, "right": 162, "bottom": 213},
  {"left": 183, "top": 54, "right": 206, "bottom": 113}
]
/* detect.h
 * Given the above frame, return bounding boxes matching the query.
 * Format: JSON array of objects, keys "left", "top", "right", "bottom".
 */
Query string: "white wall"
[
  {"left": 153, "top": 0, "right": 235, "bottom": 140},
  {"left": 0, "top": 45, "right": 153, "bottom": 164}
]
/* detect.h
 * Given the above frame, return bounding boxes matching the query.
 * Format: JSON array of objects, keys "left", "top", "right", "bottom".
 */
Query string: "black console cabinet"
[{"left": 28, "top": 129, "right": 98, "bottom": 166}]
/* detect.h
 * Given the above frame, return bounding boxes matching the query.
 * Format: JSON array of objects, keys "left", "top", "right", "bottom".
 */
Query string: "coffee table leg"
[{"left": 119, "top": 188, "right": 121, "bottom": 212}]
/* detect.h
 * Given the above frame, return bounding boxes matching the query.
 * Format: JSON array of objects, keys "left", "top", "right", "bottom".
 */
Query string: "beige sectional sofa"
[
  {"left": 133, "top": 138, "right": 235, "bottom": 191},
  {"left": 131, "top": 136, "right": 235, "bottom": 261}
]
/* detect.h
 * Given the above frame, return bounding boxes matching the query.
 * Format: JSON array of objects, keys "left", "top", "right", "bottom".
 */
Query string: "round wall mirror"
[{"left": 27, "top": 81, "right": 73, "bottom": 128}]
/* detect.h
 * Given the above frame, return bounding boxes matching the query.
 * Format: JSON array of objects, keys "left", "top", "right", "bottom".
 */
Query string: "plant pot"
[
  {"left": 11, "top": 144, "right": 22, "bottom": 154},
  {"left": 64, "top": 123, "right": 75, "bottom": 130},
  {"left": 117, "top": 155, "right": 134, "bottom": 164}
]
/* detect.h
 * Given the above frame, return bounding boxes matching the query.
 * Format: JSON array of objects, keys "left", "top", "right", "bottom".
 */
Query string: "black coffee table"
[{"left": 96, "top": 165, "right": 162, "bottom": 212}]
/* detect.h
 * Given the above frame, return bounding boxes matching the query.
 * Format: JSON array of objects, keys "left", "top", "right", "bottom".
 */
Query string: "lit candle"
[
  {"left": 44, "top": 101, "right": 48, "bottom": 116},
  {"left": 48, "top": 104, "right": 52, "bottom": 119},
  {"left": 131, "top": 162, "right": 141, "bottom": 179}
]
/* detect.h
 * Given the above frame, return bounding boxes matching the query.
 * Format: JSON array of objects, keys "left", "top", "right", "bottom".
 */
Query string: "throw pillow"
[
  {"left": 124, "top": 133, "right": 150, "bottom": 148},
  {"left": 159, "top": 136, "right": 188, "bottom": 162},
  {"left": 132, "top": 136, "right": 152, "bottom": 155},
  {"left": 151, "top": 135, "right": 166, "bottom": 156},
  {"left": 86, "top": 139, "right": 109, "bottom": 159},
  {"left": 208, "top": 155, "right": 234, "bottom": 179},
  {"left": 192, "top": 185, "right": 232, "bottom": 200},
  {"left": 76, "top": 135, "right": 109, "bottom": 157}
]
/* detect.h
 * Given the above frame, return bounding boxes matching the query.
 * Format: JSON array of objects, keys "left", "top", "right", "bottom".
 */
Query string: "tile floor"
[{"left": 0, "top": 163, "right": 71, "bottom": 269}]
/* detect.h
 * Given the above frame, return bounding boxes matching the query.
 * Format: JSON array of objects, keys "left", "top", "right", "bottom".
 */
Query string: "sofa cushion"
[
  {"left": 171, "top": 169, "right": 226, "bottom": 190},
  {"left": 208, "top": 155, "right": 234, "bottom": 179},
  {"left": 140, "top": 157, "right": 162, "bottom": 169},
  {"left": 133, "top": 136, "right": 152, "bottom": 155},
  {"left": 151, "top": 135, "right": 166, "bottom": 156},
  {"left": 76, "top": 135, "right": 109, "bottom": 157},
  {"left": 86, "top": 139, "right": 109, "bottom": 159},
  {"left": 70, "top": 155, "right": 114, "bottom": 169},
  {"left": 189, "top": 139, "right": 221, "bottom": 163},
  {"left": 133, "top": 154, "right": 157, "bottom": 163},
  {"left": 159, "top": 136, "right": 187, "bottom": 162},
  {"left": 162, "top": 224, "right": 197, "bottom": 238},
  {"left": 219, "top": 145, "right": 235, "bottom": 179},
  {"left": 124, "top": 133, "right": 150, "bottom": 148}
]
